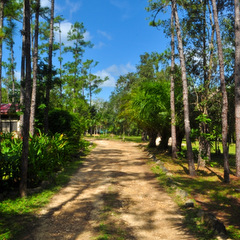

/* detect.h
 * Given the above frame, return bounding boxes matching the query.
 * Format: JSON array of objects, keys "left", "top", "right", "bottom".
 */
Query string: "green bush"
[
  {"left": 0, "top": 131, "right": 87, "bottom": 190},
  {"left": 48, "top": 109, "right": 85, "bottom": 142},
  {"left": 0, "top": 133, "right": 22, "bottom": 189}
]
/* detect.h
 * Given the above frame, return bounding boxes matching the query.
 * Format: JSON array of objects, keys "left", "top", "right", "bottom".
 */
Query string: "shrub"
[
  {"left": 48, "top": 109, "right": 85, "bottom": 142},
  {"left": 0, "top": 130, "right": 87, "bottom": 190}
]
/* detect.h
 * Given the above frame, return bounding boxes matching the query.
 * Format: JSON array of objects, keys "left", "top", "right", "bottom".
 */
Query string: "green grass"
[
  {"left": 148, "top": 148, "right": 240, "bottom": 240},
  {"left": 0, "top": 155, "right": 86, "bottom": 240},
  {"left": 86, "top": 134, "right": 143, "bottom": 143}
]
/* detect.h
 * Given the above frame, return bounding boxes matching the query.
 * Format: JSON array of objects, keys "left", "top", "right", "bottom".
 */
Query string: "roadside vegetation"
[{"left": 0, "top": 132, "right": 91, "bottom": 240}]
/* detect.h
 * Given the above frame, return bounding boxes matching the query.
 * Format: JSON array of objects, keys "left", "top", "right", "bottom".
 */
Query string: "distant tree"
[
  {"left": 82, "top": 59, "right": 107, "bottom": 107},
  {"left": 5, "top": 18, "right": 16, "bottom": 103},
  {"left": 63, "top": 21, "right": 92, "bottom": 112}
]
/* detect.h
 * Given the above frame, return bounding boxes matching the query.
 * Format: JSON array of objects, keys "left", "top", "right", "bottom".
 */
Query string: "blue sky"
[
  {"left": 9, "top": 0, "right": 170, "bottom": 102},
  {"left": 52, "top": 0, "right": 171, "bottom": 101}
]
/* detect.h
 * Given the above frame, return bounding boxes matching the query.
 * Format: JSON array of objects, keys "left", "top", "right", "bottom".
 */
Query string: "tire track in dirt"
[{"left": 28, "top": 139, "right": 195, "bottom": 240}]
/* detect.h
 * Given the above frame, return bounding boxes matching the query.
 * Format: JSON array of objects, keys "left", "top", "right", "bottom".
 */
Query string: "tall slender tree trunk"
[
  {"left": 0, "top": 0, "right": 4, "bottom": 133},
  {"left": 44, "top": 0, "right": 54, "bottom": 133},
  {"left": 59, "top": 21, "right": 63, "bottom": 105},
  {"left": 20, "top": 0, "right": 32, "bottom": 197},
  {"left": 11, "top": 39, "right": 15, "bottom": 103},
  {"left": 29, "top": 0, "right": 40, "bottom": 136},
  {"left": 20, "top": 0, "right": 26, "bottom": 135},
  {"left": 211, "top": 0, "right": 229, "bottom": 183},
  {"left": 235, "top": 0, "right": 240, "bottom": 177},
  {"left": 170, "top": 3, "right": 177, "bottom": 159},
  {"left": 172, "top": 0, "right": 196, "bottom": 176}
]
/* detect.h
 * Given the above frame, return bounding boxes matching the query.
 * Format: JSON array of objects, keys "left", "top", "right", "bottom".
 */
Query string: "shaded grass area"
[
  {"left": 148, "top": 146, "right": 240, "bottom": 240},
  {"left": 0, "top": 150, "right": 89, "bottom": 240}
]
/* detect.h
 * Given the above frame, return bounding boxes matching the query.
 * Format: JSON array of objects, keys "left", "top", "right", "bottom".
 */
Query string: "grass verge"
[
  {"left": 0, "top": 141, "right": 92, "bottom": 240},
  {"left": 147, "top": 148, "right": 240, "bottom": 240}
]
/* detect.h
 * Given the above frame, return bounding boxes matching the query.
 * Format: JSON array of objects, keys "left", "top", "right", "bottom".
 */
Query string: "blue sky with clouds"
[
  {"left": 53, "top": 0, "right": 171, "bottom": 101},
  {"left": 11, "top": 0, "right": 170, "bottom": 101}
]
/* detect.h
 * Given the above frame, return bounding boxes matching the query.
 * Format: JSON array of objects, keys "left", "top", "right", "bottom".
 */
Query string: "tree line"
[
  {"left": 0, "top": 0, "right": 106, "bottom": 197},
  {"left": 92, "top": 0, "right": 240, "bottom": 183}
]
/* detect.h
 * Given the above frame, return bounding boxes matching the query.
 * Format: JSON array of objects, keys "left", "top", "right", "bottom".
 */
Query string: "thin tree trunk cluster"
[{"left": 20, "top": 0, "right": 54, "bottom": 196}]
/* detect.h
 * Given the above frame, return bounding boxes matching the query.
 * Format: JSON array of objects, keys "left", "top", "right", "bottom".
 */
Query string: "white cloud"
[
  {"left": 40, "top": 0, "right": 50, "bottom": 8},
  {"left": 106, "top": 63, "right": 135, "bottom": 76},
  {"left": 94, "top": 63, "right": 136, "bottom": 87},
  {"left": 65, "top": 0, "right": 82, "bottom": 18},
  {"left": 97, "top": 30, "right": 112, "bottom": 40},
  {"left": 109, "top": 0, "right": 131, "bottom": 20},
  {"left": 54, "top": 21, "right": 93, "bottom": 46},
  {"left": 15, "top": 71, "right": 21, "bottom": 81},
  {"left": 93, "top": 42, "right": 106, "bottom": 49},
  {"left": 95, "top": 70, "right": 116, "bottom": 87},
  {"left": 83, "top": 31, "right": 92, "bottom": 41}
]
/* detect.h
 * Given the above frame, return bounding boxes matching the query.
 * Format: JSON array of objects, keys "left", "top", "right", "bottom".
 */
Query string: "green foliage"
[
  {"left": 48, "top": 109, "right": 85, "bottom": 141},
  {"left": 27, "top": 131, "right": 71, "bottom": 186},
  {"left": 0, "top": 131, "right": 88, "bottom": 190},
  {"left": 0, "top": 133, "right": 22, "bottom": 189},
  {"left": 0, "top": 149, "right": 87, "bottom": 240}
]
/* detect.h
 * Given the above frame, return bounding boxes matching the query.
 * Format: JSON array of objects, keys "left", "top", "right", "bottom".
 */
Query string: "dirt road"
[{"left": 30, "top": 139, "right": 195, "bottom": 240}]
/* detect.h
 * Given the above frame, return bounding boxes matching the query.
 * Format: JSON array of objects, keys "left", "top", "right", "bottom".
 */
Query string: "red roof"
[{"left": 0, "top": 103, "right": 20, "bottom": 115}]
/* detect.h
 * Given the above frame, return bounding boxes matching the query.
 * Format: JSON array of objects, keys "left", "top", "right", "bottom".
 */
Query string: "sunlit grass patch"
[{"left": 147, "top": 143, "right": 240, "bottom": 239}]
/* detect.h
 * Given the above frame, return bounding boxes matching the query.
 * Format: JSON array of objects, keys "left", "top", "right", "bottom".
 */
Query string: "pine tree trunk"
[
  {"left": 172, "top": 0, "right": 196, "bottom": 176},
  {"left": 212, "top": 0, "right": 230, "bottom": 183},
  {"left": 235, "top": 0, "right": 240, "bottom": 177},
  {"left": 29, "top": 0, "right": 40, "bottom": 136},
  {"left": 0, "top": 1, "right": 4, "bottom": 133},
  {"left": 20, "top": 0, "right": 26, "bottom": 135},
  {"left": 20, "top": 0, "right": 32, "bottom": 197},
  {"left": 44, "top": 0, "right": 54, "bottom": 133},
  {"left": 170, "top": 3, "right": 177, "bottom": 159}
]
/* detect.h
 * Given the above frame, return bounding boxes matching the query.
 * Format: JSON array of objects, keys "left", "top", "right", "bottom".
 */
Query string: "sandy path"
[{"left": 29, "top": 139, "right": 195, "bottom": 240}]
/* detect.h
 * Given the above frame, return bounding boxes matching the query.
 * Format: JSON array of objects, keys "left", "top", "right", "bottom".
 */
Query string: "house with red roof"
[{"left": 0, "top": 103, "right": 21, "bottom": 132}]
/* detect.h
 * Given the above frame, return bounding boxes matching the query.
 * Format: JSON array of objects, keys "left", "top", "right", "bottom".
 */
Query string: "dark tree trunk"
[
  {"left": 158, "top": 129, "right": 170, "bottom": 151},
  {"left": 20, "top": 0, "right": 32, "bottom": 197},
  {"left": 148, "top": 131, "right": 158, "bottom": 148},
  {"left": 141, "top": 131, "right": 148, "bottom": 141}
]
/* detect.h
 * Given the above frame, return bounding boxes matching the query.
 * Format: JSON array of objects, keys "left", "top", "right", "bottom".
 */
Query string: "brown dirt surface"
[{"left": 27, "top": 139, "right": 196, "bottom": 240}]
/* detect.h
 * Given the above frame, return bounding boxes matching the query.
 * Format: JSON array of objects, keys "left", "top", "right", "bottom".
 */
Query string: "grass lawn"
[{"left": 147, "top": 143, "right": 240, "bottom": 240}]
